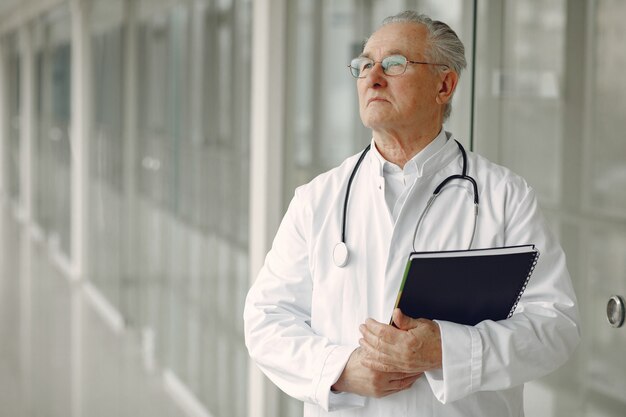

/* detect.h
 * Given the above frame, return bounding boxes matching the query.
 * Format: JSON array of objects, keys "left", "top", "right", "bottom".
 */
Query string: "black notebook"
[{"left": 391, "top": 245, "right": 539, "bottom": 326}]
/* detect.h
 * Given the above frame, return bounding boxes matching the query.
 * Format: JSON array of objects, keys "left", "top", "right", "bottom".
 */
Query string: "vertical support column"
[
  {"left": 0, "top": 41, "right": 6, "bottom": 200},
  {"left": 561, "top": 0, "right": 587, "bottom": 210},
  {"left": 19, "top": 24, "right": 34, "bottom": 225},
  {"left": 69, "top": 5, "right": 91, "bottom": 417},
  {"left": 471, "top": 0, "right": 504, "bottom": 160},
  {"left": 123, "top": 0, "right": 139, "bottom": 321},
  {"left": 189, "top": 1, "right": 205, "bottom": 147},
  {"left": 248, "top": 0, "right": 287, "bottom": 416},
  {"left": 558, "top": 0, "right": 591, "bottom": 401},
  {"left": 70, "top": 0, "right": 91, "bottom": 281}
]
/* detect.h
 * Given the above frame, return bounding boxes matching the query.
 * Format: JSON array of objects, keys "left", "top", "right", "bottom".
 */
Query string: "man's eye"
[
  {"left": 361, "top": 62, "right": 373, "bottom": 71},
  {"left": 385, "top": 57, "right": 405, "bottom": 68}
]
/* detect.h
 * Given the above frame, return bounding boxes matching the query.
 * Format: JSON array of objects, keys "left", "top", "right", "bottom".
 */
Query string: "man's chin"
[{"left": 362, "top": 118, "right": 394, "bottom": 131}]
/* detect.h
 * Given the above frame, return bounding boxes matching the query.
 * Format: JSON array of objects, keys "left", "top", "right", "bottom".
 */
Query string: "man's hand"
[
  {"left": 331, "top": 347, "right": 422, "bottom": 398},
  {"left": 358, "top": 308, "right": 442, "bottom": 374}
]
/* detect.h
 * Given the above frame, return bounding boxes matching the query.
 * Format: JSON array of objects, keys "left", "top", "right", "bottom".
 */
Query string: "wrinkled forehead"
[{"left": 361, "top": 22, "right": 430, "bottom": 59}]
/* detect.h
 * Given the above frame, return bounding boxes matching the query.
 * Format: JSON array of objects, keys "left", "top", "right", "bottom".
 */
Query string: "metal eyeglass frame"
[{"left": 348, "top": 54, "right": 448, "bottom": 78}]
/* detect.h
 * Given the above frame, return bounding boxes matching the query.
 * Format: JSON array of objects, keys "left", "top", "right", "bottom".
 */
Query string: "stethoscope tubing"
[
  {"left": 340, "top": 144, "right": 371, "bottom": 244},
  {"left": 334, "top": 139, "right": 479, "bottom": 267}
]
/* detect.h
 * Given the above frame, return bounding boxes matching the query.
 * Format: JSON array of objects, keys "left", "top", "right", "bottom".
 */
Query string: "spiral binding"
[{"left": 507, "top": 249, "right": 540, "bottom": 319}]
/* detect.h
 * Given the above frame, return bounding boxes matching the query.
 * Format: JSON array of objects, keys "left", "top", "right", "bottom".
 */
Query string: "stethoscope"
[{"left": 333, "top": 140, "right": 479, "bottom": 268}]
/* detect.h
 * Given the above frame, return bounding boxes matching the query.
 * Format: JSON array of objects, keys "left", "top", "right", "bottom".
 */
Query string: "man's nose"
[{"left": 365, "top": 62, "right": 387, "bottom": 87}]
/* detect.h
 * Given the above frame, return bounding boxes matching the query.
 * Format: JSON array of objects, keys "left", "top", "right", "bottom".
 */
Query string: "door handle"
[{"left": 607, "top": 295, "right": 625, "bottom": 328}]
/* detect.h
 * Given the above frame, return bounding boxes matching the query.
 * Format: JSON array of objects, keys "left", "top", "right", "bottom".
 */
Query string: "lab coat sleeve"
[
  {"left": 425, "top": 181, "right": 581, "bottom": 403},
  {"left": 244, "top": 190, "right": 366, "bottom": 411}
]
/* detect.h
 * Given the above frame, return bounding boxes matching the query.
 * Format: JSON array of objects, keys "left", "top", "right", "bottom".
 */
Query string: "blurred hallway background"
[
  {"left": 0, "top": 207, "right": 188, "bottom": 417},
  {"left": 0, "top": 1, "right": 625, "bottom": 416}
]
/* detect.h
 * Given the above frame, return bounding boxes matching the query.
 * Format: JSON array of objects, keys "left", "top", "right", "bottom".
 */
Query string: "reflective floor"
[{"left": 0, "top": 206, "right": 187, "bottom": 417}]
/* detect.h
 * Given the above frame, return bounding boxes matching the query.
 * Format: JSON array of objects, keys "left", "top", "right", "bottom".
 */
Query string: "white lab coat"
[{"left": 244, "top": 133, "right": 580, "bottom": 416}]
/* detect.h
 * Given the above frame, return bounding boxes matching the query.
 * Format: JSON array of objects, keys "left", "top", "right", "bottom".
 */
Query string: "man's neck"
[{"left": 373, "top": 126, "right": 442, "bottom": 168}]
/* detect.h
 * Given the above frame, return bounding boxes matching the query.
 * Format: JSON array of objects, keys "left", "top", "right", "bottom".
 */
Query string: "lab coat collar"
[{"left": 368, "top": 128, "right": 450, "bottom": 179}]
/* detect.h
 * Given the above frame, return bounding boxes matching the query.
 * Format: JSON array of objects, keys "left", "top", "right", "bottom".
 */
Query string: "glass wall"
[
  {"left": 473, "top": 1, "right": 626, "bottom": 416},
  {"left": 1, "top": 0, "right": 252, "bottom": 416},
  {"left": 2, "top": 33, "right": 20, "bottom": 204},
  {"left": 132, "top": 0, "right": 252, "bottom": 416},
  {"left": 579, "top": 0, "right": 626, "bottom": 413},
  {"left": 3, "top": 1, "right": 626, "bottom": 416},
  {"left": 88, "top": 0, "right": 126, "bottom": 317},
  {"left": 33, "top": 6, "right": 72, "bottom": 257},
  {"left": 584, "top": 0, "right": 626, "bottom": 217},
  {"left": 474, "top": 0, "right": 565, "bottom": 206}
]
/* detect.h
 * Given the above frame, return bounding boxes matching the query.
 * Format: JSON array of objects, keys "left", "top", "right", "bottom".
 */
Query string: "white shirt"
[
  {"left": 244, "top": 131, "right": 580, "bottom": 417},
  {"left": 371, "top": 129, "right": 447, "bottom": 223}
]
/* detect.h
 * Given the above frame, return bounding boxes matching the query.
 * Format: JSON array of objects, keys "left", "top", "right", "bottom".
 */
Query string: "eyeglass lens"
[{"left": 349, "top": 55, "right": 407, "bottom": 78}]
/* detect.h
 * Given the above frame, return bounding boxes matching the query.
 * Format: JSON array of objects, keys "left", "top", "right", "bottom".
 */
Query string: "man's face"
[{"left": 357, "top": 23, "right": 445, "bottom": 134}]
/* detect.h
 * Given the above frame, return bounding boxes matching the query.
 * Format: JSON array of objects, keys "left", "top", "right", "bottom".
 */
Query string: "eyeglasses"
[{"left": 348, "top": 54, "right": 448, "bottom": 78}]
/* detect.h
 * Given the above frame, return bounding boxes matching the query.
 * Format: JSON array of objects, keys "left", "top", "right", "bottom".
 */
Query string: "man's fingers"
[
  {"left": 359, "top": 351, "right": 409, "bottom": 373},
  {"left": 359, "top": 330, "right": 410, "bottom": 372},
  {"left": 333, "top": 346, "right": 424, "bottom": 398},
  {"left": 373, "top": 373, "right": 423, "bottom": 397},
  {"left": 392, "top": 308, "right": 414, "bottom": 330},
  {"left": 396, "top": 373, "right": 422, "bottom": 386},
  {"left": 360, "top": 320, "right": 386, "bottom": 340},
  {"left": 359, "top": 316, "right": 442, "bottom": 374},
  {"left": 360, "top": 356, "right": 392, "bottom": 372},
  {"left": 393, "top": 308, "right": 428, "bottom": 331},
  {"left": 388, "top": 373, "right": 422, "bottom": 391},
  {"left": 359, "top": 337, "right": 400, "bottom": 370},
  {"left": 358, "top": 337, "right": 402, "bottom": 372},
  {"left": 389, "top": 371, "right": 423, "bottom": 382},
  {"left": 359, "top": 329, "right": 413, "bottom": 373},
  {"left": 360, "top": 320, "right": 402, "bottom": 354}
]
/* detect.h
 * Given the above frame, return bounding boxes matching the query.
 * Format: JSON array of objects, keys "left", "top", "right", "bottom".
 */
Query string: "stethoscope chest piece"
[{"left": 333, "top": 242, "right": 349, "bottom": 267}]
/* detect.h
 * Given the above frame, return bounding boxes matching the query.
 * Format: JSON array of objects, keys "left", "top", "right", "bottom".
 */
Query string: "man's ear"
[{"left": 435, "top": 70, "right": 459, "bottom": 105}]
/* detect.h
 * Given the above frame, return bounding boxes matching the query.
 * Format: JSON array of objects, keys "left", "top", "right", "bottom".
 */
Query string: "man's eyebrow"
[
  {"left": 359, "top": 49, "right": 405, "bottom": 59},
  {"left": 385, "top": 49, "right": 405, "bottom": 56}
]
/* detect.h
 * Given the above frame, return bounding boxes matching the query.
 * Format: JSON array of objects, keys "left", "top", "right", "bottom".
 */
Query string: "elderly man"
[{"left": 244, "top": 11, "right": 580, "bottom": 417}]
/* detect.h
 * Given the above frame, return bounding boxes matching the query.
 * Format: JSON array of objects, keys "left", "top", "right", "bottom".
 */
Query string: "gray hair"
[{"left": 381, "top": 11, "right": 467, "bottom": 121}]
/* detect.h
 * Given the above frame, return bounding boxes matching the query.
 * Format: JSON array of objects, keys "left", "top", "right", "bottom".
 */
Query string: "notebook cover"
[{"left": 395, "top": 246, "right": 539, "bottom": 326}]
